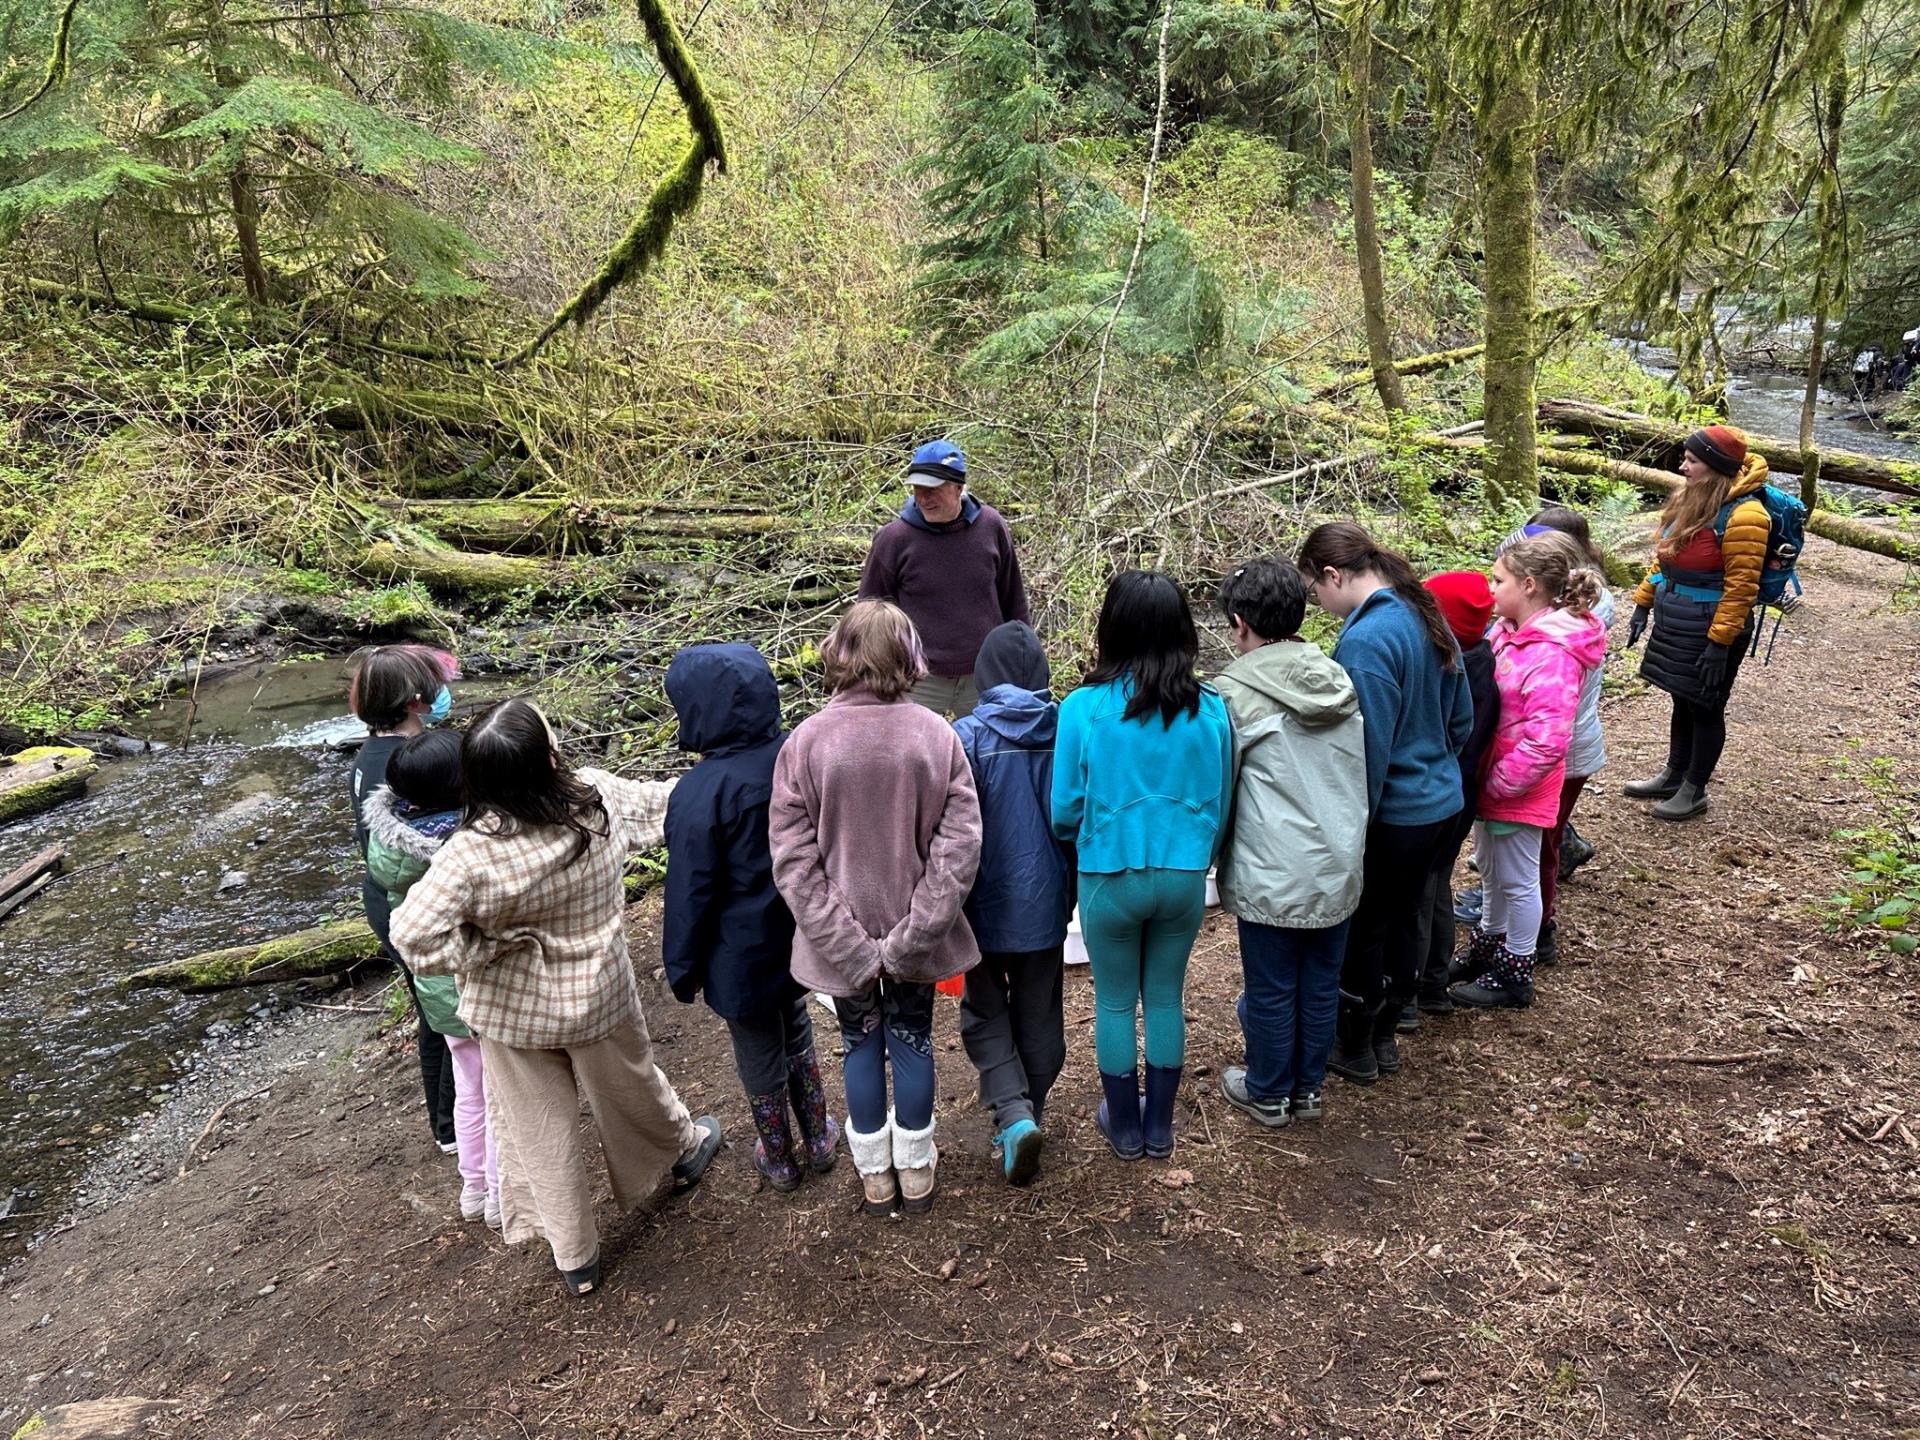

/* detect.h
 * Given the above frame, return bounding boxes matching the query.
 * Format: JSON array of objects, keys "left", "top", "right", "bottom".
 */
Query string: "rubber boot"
[
  {"left": 891, "top": 1112, "right": 939, "bottom": 1215},
  {"left": 1623, "top": 765, "right": 1683, "bottom": 799},
  {"left": 748, "top": 1090, "right": 803, "bottom": 1193},
  {"left": 1326, "top": 1004, "right": 1378, "bottom": 1087},
  {"left": 1534, "top": 922, "right": 1558, "bottom": 968},
  {"left": 1370, "top": 1004, "right": 1402, "bottom": 1075},
  {"left": 1097, "top": 1071, "right": 1145, "bottom": 1161},
  {"left": 1558, "top": 823, "right": 1596, "bottom": 879},
  {"left": 1652, "top": 779, "right": 1709, "bottom": 821},
  {"left": 1450, "top": 943, "right": 1536, "bottom": 1010},
  {"left": 844, "top": 1117, "right": 897, "bottom": 1215},
  {"left": 1142, "top": 1064, "right": 1181, "bottom": 1159},
  {"left": 786, "top": 1048, "right": 840, "bottom": 1174},
  {"left": 1447, "top": 929, "right": 1503, "bottom": 986}
]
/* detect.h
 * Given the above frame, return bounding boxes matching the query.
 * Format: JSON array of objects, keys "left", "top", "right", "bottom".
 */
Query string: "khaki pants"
[
  {"left": 483, "top": 1010, "right": 696, "bottom": 1272},
  {"left": 910, "top": 673, "right": 979, "bottom": 718}
]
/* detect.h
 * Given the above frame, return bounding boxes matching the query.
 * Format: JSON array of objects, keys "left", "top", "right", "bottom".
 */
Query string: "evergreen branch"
[
  {"left": 503, "top": 0, "right": 726, "bottom": 367},
  {"left": 0, "top": 0, "right": 82, "bottom": 124}
]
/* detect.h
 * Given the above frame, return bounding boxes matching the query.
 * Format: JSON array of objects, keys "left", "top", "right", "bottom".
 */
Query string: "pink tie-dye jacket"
[{"left": 1478, "top": 607, "right": 1608, "bottom": 829}]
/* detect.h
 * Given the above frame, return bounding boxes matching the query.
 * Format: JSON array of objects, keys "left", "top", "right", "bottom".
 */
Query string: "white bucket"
[{"left": 1066, "top": 868, "right": 1219, "bottom": 966}]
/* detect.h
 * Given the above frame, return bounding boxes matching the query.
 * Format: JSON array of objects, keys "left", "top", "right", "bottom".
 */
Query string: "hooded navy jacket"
[
  {"left": 952, "top": 624, "right": 1075, "bottom": 953},
  {"left": 662, "top": 644, "right": 800, "bottom": 1021}
]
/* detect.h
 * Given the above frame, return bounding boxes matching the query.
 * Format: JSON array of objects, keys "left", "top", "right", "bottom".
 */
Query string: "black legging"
[
  {"left": 1342, "top": 813, "right": 1458, "bottom": 1016},
  {"left": 1665, "top": 639, "right": 1747, "bottom": 786},
  {"left": 364, "top": 873, "right": 457, "bottom": 1145}
]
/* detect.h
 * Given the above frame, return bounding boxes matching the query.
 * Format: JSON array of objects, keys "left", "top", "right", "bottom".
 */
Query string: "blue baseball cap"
[{"left": 906, "top": 439, "right": 968, "bottom": 488}]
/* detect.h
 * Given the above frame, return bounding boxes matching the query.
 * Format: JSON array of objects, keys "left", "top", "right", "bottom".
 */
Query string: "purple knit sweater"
[{"left": 857, "top": 499, "right": 1031, "bottom": 677}]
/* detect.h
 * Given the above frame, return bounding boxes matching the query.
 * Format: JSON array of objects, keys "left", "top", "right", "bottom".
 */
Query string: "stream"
[{"left": 0, "top": 661, "right": 506, "bottom": 1256}]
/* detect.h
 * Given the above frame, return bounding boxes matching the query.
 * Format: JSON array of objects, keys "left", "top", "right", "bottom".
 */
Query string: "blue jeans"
[
  {"left": 1236, "top": 917, "right": 1350, "bottom": 1100},
  {"left": 833, "top": 978, "right": 935, "bottom": 1132}
]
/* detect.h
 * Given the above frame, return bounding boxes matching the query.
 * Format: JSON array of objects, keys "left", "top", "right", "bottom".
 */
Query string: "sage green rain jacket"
[{"left": 1215, "top": 640, "right": 1368, "bottom": 931}]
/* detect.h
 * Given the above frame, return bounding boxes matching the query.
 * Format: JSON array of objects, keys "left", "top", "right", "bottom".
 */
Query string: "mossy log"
[
  {"left": 1242, "top": 401, "right": 1920, "bottom": 566},
  {"left": 1537, "top": 398, "right": 1920, "bottom": 497},
  {"left": 126, "top": 920, "right": 381, "bottom": 992},
  {"left": 357, "top": 540, "right": 566, "bottom": 598},
  {"left": 0, "top": 746, "right": 96, "bottom": 825},
  {"left": 1316, "top": 343, "right": 1487, "bottom": 400},
  {"left": 392, "top": 499, "right": 872, "bottom": 558}
]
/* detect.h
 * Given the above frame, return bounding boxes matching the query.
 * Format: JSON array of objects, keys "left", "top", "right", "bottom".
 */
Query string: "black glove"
[
  {"left": 1627, "top": 605, "right": 1650, "bottom": 648},
  {"left": 669, "top": 977, "right": 700, "bottom": 1005},
  {"left": 1697, "top": 641, "right": 1730, "bottom": 697}
]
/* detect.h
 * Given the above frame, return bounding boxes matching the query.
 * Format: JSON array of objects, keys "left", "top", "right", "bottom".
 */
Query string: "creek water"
[{"left": 0, "top": 660, "right": 476, "bottom": 1254}]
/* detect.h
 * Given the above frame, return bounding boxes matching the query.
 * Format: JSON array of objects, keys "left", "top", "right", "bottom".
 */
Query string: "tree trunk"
[
  {"left": 125, "top": 920, "right": 382, "bottom": 992},
  {"left": 1346, "top": 4, "right": 1404, "bottom": 413},
  {"left": 1536, "top": 398, "right": 1919, "bottom": 496},
  {"left": 1799, "top": 61, "right": 1849, "bottom": 510},
  {"left": 228, "top": 164, "right": 270, "bottom": 304},
  {"left": 1478, "top": 34, "right": 1540, "bottom": 510}
]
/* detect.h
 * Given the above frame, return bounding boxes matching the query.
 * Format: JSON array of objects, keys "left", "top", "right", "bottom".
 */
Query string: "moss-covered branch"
[
  {"left": 504, "top": 0, "right": 728, "bottom": 365},
  {"left": 0, "top": 746, "right": 96, "bottom": 824},
  {"left": 125, "top": 920, "right": 382, "bottom": 992}
]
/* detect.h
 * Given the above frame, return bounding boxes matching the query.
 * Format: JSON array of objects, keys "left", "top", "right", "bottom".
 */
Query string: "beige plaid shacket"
[{"left": 390, "top": 768, "right": 675, "bottom": 1050}]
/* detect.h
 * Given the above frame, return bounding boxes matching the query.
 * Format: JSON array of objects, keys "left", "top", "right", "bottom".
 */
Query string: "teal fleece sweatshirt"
[
  {"left": 1331, "top": 587, "right": 1473, "bottom": 827},
  {"left": 1050, "top": 675, "right": 1236, "bottom": 874}
]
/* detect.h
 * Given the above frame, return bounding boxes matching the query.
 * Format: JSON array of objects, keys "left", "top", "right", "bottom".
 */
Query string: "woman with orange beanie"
[{"left": 1622, "top": 425, "right": 1771, "bottom": 821}]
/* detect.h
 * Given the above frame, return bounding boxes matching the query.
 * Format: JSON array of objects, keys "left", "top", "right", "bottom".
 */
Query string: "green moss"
[
  {"left": 0, "top": 746, "right": 96, "bottom": 823},
  {"left": 10, "top": 1414, "right": 47, "bottom": 1439},
  {"left": 127, "top": 920, "right": 380, "bottom": 992}
]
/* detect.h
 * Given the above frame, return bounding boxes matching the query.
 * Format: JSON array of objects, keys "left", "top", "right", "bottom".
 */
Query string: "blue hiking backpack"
[{"left": 1714, "top": 482, "right": 1807, "bottom": 661}]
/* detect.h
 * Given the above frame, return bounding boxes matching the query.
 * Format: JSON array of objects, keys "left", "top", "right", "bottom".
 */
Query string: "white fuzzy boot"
[
  {"left": 890, "top": 1111, "right": 939, "bottom": 1215},
  {"left": 844, "top": 1116, "right": 897, "bottom": 1216}
]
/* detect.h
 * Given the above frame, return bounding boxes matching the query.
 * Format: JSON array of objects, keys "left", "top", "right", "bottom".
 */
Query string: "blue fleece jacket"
[
  {"left": 954, "top": 684, "right": 1074, "bottom": 952},
  {"left": 1050, "top": 676, "right": 1235, "bottom": 875},
  {"left": 1332, "top": 588, "right": 1472, "bottom": 827}
]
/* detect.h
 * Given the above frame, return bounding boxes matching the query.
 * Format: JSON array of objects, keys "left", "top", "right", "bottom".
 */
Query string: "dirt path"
[{"left": 5, "top": 536, "right": 1918, "bottom": 1440}]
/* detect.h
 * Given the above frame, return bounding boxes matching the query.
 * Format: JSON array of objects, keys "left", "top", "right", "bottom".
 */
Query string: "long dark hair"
[
  {"left": 459, "top": 699, "right": 607, "bottom": 865},
  {"left": 1296, "top": 522, "right": 1458, "bottom": 672},
  {"left": 1083, "top": 569, "right": 1202, "bottom": 727}
]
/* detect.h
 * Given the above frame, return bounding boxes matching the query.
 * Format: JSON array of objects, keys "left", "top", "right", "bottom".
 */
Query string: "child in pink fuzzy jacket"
[{"left": 1450, "top": 533, "right": 1606, "bottom": 1010}]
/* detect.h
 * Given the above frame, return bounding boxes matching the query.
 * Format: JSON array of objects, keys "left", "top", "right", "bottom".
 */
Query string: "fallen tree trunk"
[
  {"left": 0, "top": 843, "right": 67, "bottom": 904},
  {"left": 1537, "top": 398, "right": 1920, "bottom": 497},
  {"left": 392, "top": 499, "right": 871, "bottom": 559},
  {"left": 126, "top": 919, "right": 382, "bottom": 992},
  {"left": 1239, "top": 401, "right": 1920, "bottom": 566},
  {"left": 0, "top": 871, "right": 56, "bottom": 924},
  {"left": 357, "top": 540, "right": 567, "bottom": 598},
  {"left": 0, "top": 747, "right": 96, "bottom": 824},
  {"left": 1316, "top": 343, "right": 1486, "bottom": 400}
]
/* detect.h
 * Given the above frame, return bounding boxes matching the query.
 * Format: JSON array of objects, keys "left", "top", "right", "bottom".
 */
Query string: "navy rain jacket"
[
  {"left": 953, "top": 626, "right": 1075, "bottom": 952},
  {"left": 662, "top": 644, "right": 801, "bottom": 1021}
]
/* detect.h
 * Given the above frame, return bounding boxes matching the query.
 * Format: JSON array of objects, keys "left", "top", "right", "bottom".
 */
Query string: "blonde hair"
[
  {"left": 820, "top": 600, "right": 928, "bottom": 701},
  {"left": 1499, "top": 532, "right": 1604, "bottom": 617}
]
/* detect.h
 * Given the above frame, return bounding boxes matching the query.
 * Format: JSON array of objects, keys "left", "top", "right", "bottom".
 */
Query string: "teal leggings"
[{"left": 1078, "top": 869, "right": 1209, "bottom": 1074}]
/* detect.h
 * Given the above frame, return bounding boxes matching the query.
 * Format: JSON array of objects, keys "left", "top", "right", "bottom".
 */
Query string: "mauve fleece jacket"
[{"left": 768, "top": 686, "right": 983, "bottom": 997}]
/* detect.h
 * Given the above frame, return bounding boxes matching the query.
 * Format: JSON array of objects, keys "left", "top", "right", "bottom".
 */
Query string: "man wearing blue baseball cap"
[{"left": 858, "top": 438, "right": 1032, "bottom": 717}]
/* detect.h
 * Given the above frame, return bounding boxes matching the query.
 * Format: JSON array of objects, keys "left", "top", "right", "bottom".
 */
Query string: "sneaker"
[
  {"left": 459, "top": 1182, "right": 486, "bottom": 1221},
  {"left": 560, "top": 1254, "right": 601, "bottom": 1297},
  {"left": 1219, "top": 1067, "right": 1291, "bottom": 1128},
  {"left": 996, "top": 1118, "right": 1043, "bottom": 1186},
  {"left": 1290, "top": 1090, "right": 1323, "bottom": 1121},
  {"left": 671, "top": 1116, "right": 724, "bottom": 1188},
  {"left": 1452, "top": 886, "right": 1484, "bottom": 926},
  {"left": 484, "top": 1191, "right": 503, "bottom": 1231},
  {"left": 436, "top": 1139, "right": 458, "bottom": 1156}
]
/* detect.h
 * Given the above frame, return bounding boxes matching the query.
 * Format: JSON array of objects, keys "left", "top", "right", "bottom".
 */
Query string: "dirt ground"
[{"left": 5, "top": 536, "right": 1920, "bottom": 1440}]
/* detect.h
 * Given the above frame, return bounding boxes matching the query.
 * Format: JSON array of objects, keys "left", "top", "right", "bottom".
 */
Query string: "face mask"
[{"left": 427, "top": 685, "right": 452, "bottom": 724}]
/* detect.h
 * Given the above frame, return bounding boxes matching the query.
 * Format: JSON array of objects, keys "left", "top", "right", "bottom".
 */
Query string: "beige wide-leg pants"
[{"left": 482, "top": 1009, "right": 697, "bottom": 1272}]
